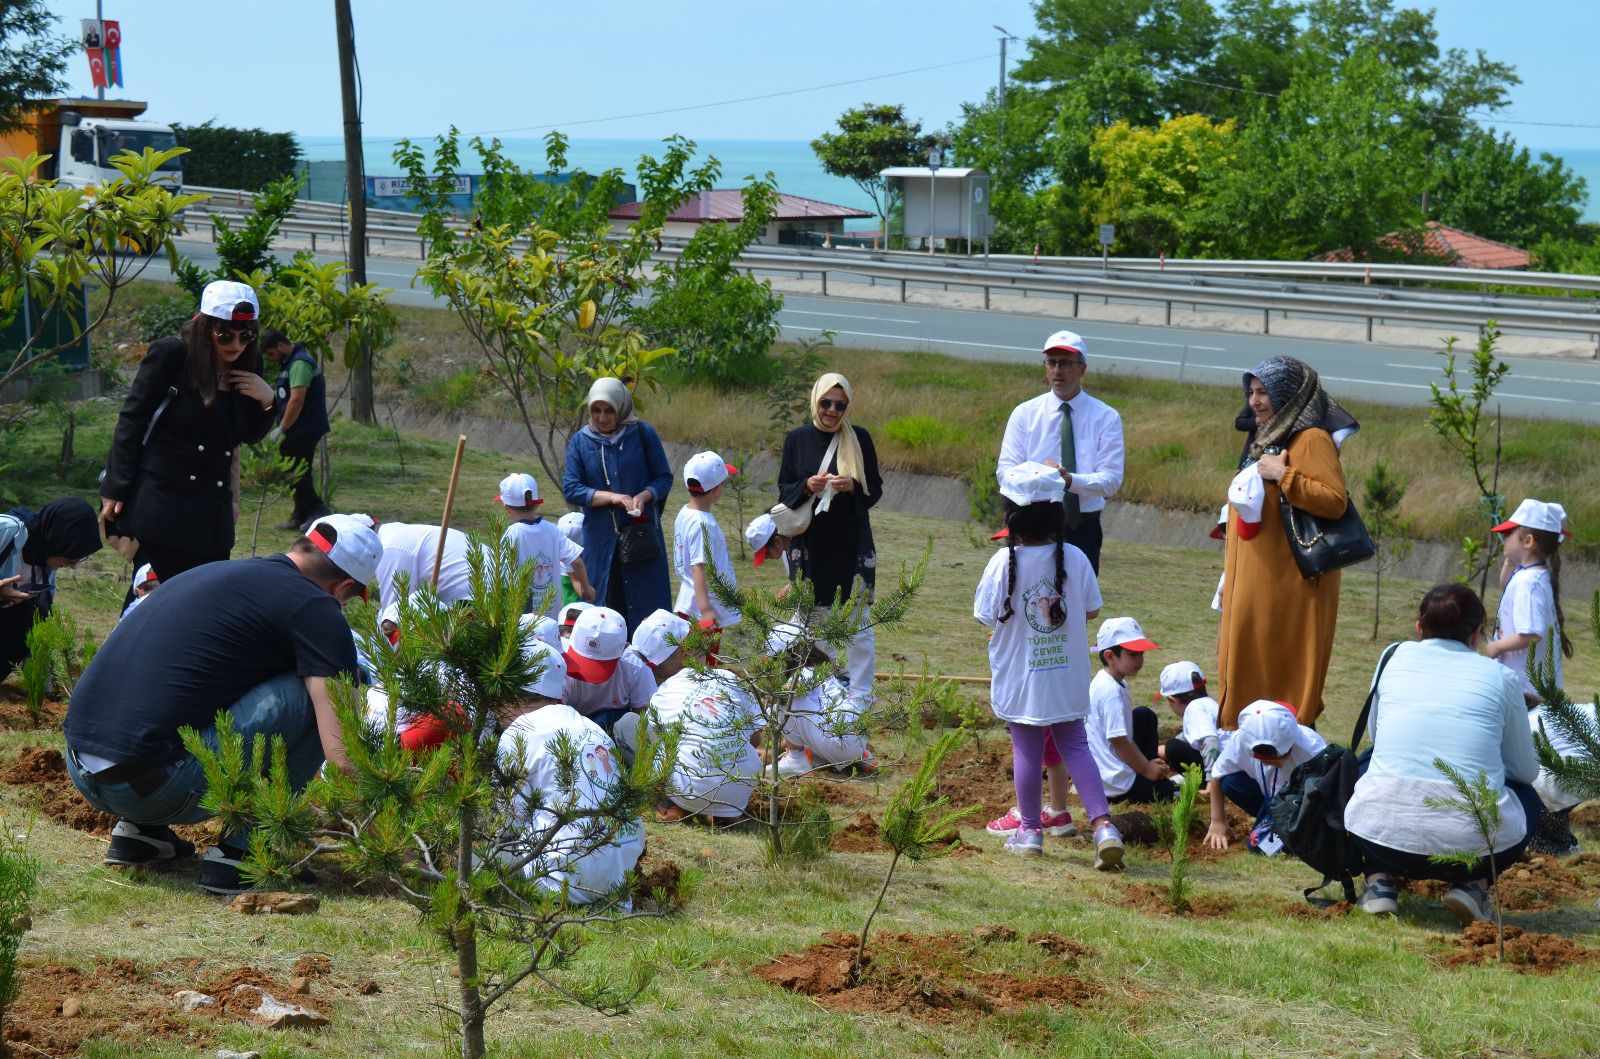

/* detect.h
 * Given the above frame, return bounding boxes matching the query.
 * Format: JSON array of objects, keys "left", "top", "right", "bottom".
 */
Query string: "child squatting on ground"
[
  {"left": 1086, "top": 616, "right": 1174, "bottom": 805},
  {"left": 1155, "top": 660, "right": 1223, "bottom": 774},
  {"left": 1202, "top": 700, "right": 1325, "bottom": 853},
  {"left": 766, "top": 622, "right": 878, "bottom": 777},
  {"left": 973, "top": 460, "right": 1123, "bottom": 869}
]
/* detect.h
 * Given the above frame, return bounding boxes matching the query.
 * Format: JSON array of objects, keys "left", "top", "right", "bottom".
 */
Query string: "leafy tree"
[
  {"left": 1428, "top": 129, "right": 1587, "bottom": 248},
  {"left": 1427, "top": 325, "right": 1509, "bottom": 596},
  {"left": 245, "top": 255, "right": 397, "bottom": 390},
  {"left": 811, "top": 103, "right": 935, "bottom": 242},
  {"left": 182, "top": 527, "right": 678, "bottom": 1059},
  {"left": 170, "top": 122, "right": 302, "bottom": 191},
  {"left": 1085, "top": 114, "right": 1235, "bottom": 255},
  {"left": 1362, "top": 461, "right": 1412, "bottom": 639},
  {"left": 0, "top": 148, "right": 202, "bottom": 392},
  {"left": 0, "top": 1, "right": 73, "bottom": 133},
  {"left": 173, "top": 172, "right": 303, "bottom": 299}
]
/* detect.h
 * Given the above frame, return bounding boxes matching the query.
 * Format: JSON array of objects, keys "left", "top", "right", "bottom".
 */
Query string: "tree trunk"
[
  {"left": 455, "top": 803, "right": 486, "bottom": 1059},
  {"left": 333, "top": 0, "right": 375, "bottom": 424},
  {"left": 767, "top": 721, "right": 783, "bottom": 861}
]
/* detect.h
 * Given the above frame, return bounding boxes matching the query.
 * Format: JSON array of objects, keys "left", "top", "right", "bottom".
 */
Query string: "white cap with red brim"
[
  {"left": 1492, "top": 498, "right": 1571, "bottom": 539},
  {"left": 1095, "top": 616, "right": 1160, "bottom": 652}
]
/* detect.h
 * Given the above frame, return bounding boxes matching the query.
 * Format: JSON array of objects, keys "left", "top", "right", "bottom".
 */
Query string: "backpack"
[{"left": 1268, "top": 642, "right": 1400, "bottom": 906}]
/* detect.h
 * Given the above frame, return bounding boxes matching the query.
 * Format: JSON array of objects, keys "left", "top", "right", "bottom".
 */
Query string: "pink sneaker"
[
  {"left": 986, "top": 806, "right": 1023, "bottom": 836},
  {"left": 1041, "top": 805, "right": 1077, "bottom": 838}
]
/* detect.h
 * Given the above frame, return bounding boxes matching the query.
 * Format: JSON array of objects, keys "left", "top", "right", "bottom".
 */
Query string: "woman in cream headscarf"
[
  {"left": 561, "top": 377, "right": 674, "bottom": 633},
  {"left": 776, "top": 373, "right": 884, "bottom": 705}
]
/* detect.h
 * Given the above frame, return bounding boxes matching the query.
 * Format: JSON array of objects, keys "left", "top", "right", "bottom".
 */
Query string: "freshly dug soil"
[
  {"left": 1401, "top": 852, "right": 1596, "bottom": 911},
  {"left": 934, "top": 741, "right": 1018, "bottom": 822},
  {"left": 3, "top": 957, "right": 195, "bottom": 1058},
  {"left": 1569, "top": 803, "right": 1600, "bottom": 830},
  {"left": 0, "top": 747, "right": 118, "bottom": 835},
  {"left": 754, "top": 927, "right": 1099, "bottom": 1023},
  {"left": 1446, "top": 921, "right": 1600, "bottom": 974},
  {"left": 1116, "top": 882, "right": 1236, "bottom": 918},
  {"left": 199, "top": 966, "right": 331, "bottom": 1020},
  {"left": 1110, "top": 803, "right": 1249, "bottom": 861},
  {"left": 829, "top": 812, "right": 976, "bottom": 857},
  {"left": 632, "top": 854, "right": 684, "bottom": 908},
  {"left": 0, "top": 684, "right": 67, "bottom": 732}
]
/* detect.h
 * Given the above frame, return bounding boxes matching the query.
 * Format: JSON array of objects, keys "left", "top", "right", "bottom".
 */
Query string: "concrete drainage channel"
[{"left": 378, "top": 401, "right": 1600, "bottom": 598}]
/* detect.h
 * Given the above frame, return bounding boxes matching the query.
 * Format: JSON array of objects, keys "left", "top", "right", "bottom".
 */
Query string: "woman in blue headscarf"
[{"left": 560, "top": 378, "right": 673, "bottom": 634}]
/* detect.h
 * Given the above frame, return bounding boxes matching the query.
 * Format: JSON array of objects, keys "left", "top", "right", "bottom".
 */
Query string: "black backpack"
[{"left": 1269, "top": 642, "right": 1399, "bottom": 905}]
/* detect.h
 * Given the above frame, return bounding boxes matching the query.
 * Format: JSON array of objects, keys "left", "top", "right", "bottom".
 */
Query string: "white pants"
[
  {"left": 782, "top": 711, "right": 868, "bottom": 768},
  {"left": 843, "top": 621, "right": 876, "bottom": 708}
]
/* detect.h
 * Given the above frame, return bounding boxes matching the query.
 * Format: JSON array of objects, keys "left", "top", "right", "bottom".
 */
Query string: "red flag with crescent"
[{"left": 87, "top": 49, "right": 107, "bottom": 89}]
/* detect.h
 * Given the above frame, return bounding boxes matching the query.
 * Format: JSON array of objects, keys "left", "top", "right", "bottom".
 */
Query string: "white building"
[{"left": 879, "top": 167, "right": 993, "bottom": 252}]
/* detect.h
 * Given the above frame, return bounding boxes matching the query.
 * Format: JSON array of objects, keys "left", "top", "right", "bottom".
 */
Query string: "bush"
[
  {"left": 131, "top": 295, "right": 193, "bottom": 343},
  {"left": 415, "top": 369, "right": 486, "bottom": 413},
  {"left": 172, "top": 121, "right": 301, "bottom": 191},
  {"left": 882, "top": 414, "right": 965, "bottom": 449},
  {"left": 0, "top": 829, "right": 39, "bottom": 1042}
]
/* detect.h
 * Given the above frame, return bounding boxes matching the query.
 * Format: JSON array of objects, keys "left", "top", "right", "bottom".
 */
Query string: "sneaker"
[
  {"left": 1093, "top": 823, "right": 1125, "bottom": 872},
  {"left": 1041, "top": 805, "right": 1077, "bottom": 838},
  {"left": 1358, "top": 875, "right": 1399, "bottom": 916},
  {"left": 1442, "top": 881, "right": 1493, "bottom": 926},
  {"left": 104, "top": 821, "right": 195, "bottom": 866},
  {"left": 986, "top": 806, "right": 1024, "bottom": 837},
  {"left": 1003, "top": 827, "right": 1043, "bottom": 857},
  {"left": 847, "top": 746, "right": 879, "bottom": 775},
  {"left": 776, "top": 749, "right": 814, "bottom": 778},
  {"left": 196, "top": 844, "right": 252, "bottom": 896}
]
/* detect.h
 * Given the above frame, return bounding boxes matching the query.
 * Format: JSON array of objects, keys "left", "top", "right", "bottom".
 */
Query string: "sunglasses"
[
  {"left": 818, "top": 398, "right": 849, "bottom": 412},
  {"left": 213, "top": 327, "right": 258, "bottom": 345},
  {"left": 1043, "top": 357, "right": 1084, "bottom": 370}
]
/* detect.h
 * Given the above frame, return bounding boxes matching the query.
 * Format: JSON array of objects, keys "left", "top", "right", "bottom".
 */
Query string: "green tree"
[
  {"left": 1362, "top": 461, "right": 1412, "bottom": 639},
  {"left": 170, "top": 122, "right": 303, "bottom": 191},
  {"left": 173, "top": 172, "right": 303, "bottom": 299},
  {"left": 1084, "top": 114, "right": 1236, "bottom": 255},
  {"left": 1428, "top": 129, "right": 1586, "bottom": 248},
  {"left": 0, "top": 2, "right": 73, "bottom": 133},
  {"left": 1427, "top": 325, "right": 1509, "bottom": 596},
  {"left": 811, "top": 103, "right": 935, "bottom": 243}
]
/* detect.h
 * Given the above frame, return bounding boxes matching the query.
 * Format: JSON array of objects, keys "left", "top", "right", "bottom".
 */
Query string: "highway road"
[{"left": 154, "top": 243, "right": 1600, "bottom": 423}]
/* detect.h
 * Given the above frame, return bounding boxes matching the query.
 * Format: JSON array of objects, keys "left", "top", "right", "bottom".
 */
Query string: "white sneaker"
[
  {"left": 1442, "top": 881, "right": 1493, "bottom": 925},
  {"left": 776, "top": 749, "right": 814, "bottom": 778}
]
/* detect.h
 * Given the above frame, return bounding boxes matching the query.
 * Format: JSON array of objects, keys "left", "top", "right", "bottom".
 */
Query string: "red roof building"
[
  {"left": 1322, "top": 221, "right": 1531, "bottom": 270},
  {"left": 608, "top": 189, "right": 872, "bottom": 246}
]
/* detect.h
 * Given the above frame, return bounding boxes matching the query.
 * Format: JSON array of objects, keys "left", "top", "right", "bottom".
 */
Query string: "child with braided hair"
[
  {"left": 1488, "top": 499, "right": 1572, "bottom": 705},
  {"left": 974, "top": 462, "right": 1123, "bottom": 868}
]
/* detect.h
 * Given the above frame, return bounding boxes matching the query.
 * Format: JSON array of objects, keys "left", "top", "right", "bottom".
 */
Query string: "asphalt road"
[{"left": 154, "top": 243, "right": 1600, "bottom": 423}]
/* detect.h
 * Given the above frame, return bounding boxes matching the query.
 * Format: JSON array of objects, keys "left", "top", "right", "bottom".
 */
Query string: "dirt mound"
[
  {"left": 1402, "top": 853, "right": 1596, "bottom": 911},
  {"left": 753, "top": 928, "right": 1099, "bottom": 1023},
  {"left": 934, "top": 742, "right": 1017, "bottom": 822},
  {"left": 3, "top": 957, "right": 196, "bottom": 1057},
  {"left": 631, "top": 854, "right": 684, "bottom": 908},
  {"left": 1569, "top": 803, "right": 1600, "bottom": 829},
  {"left": 0, "top": 747, "right": 119, "bottom": 835},
  {"left": 198, "top": 966, "right": 330, "bottom": 1020},
  {"left": 1116, "top": 882, "right": 1236, "bottom": 918},
  {"left": 0, "top": 684, "right": 67, "bottom": 732},
  {"left": 828, "top": 812, "right": 976, "bottom": 857},
  {"left": 1446, "top": 922, "right": 1600, "bottom": 974}
]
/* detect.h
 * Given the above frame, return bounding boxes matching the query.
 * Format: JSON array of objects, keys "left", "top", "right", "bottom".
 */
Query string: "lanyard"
[{"left": 1257, "top": 759, "right": 1281, "bottom": 802}]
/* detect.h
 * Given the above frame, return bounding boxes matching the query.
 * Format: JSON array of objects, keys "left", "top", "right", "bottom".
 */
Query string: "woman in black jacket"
[
  {"left": 776, "top": 372, "right": 884, "bottom": 706},
  {"left": 99, "top": 281, "right": 276, "bottom": 587}
]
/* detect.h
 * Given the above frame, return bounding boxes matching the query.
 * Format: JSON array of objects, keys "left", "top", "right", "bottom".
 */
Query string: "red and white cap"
[
  {"left": 1042, "top": 329, "right": 1086, "bottom": 356},
  {"left": 1492, "top": 498, "right": 1571, "bottom": 539},
  {"left": 564, "top": 606, "right": 627, "bottom": 682},
  {"left": 559, "top": 601, "right": 592, "bottom": 631},
  {"left": 1095, "top": 616, "right": 1159, "bottom": 653},
  {"left": 632, "top": 609, "right": 690, "bottom": 667},
  {"left": 1228, "top": 464, "right": 1266, "bottom": 541},
  {"left": 745, "top": 513, "right": 778, "bottom": 566},
  {"left": 999, "top": 460, "right": 1066, "bottom": 507},
  {"left": 557, "top": 511, "right": 584, "bottom": 544},
  {"left": 521, "top": 638, "right": 567, "bottom": 699},
  {"left": 1158, "top": 660, "right": 1206, "bottom": 697},
  {"left": 519, "top": 612, "right": 561, "bottom": 651},
  {"left": 495, "top": 472, "right": 542, "bottom": 508},
  {"left": 1237, "top": 700, "right": 1301, "bottom": 757},
  {"left": 1210, "top": 504, "right": 1228, "bottom": 542},
  {"left": 199, "top": 280, "right": 258, "bottom": 321},
  {"left": 684, "top": 450, "right": 737, "bottom": 494},
  {"left": 307, "top": 514, "right": 383, "bottom": 600},
  {"left": 133, "top": 562, "right": 158, "bottom": 588}
]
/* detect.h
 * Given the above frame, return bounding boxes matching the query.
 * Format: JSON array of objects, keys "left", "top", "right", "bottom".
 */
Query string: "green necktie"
[{"left": 1060, "top": 400, "right": 1081, "bottom": 529}]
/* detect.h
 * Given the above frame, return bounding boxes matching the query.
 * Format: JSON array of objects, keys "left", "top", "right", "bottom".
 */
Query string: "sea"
[{"left": 297, "top": 137, "right": 1600, "bottom": 226}]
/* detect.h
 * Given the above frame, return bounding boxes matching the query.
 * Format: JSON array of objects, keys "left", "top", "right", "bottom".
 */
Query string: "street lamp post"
[{"left": 927, "top": 145, "right": 942, "bottom": 255}]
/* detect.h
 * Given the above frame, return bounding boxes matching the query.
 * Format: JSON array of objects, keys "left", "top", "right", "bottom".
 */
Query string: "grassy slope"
[{"left": 6, "top": 414, "right": 1600, "bottom": 1057}]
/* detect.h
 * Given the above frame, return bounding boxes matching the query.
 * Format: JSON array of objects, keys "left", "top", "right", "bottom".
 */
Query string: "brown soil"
[
  {"left": 3, "top": 957, "right": 195, "bottom": 1057},
  {"left": 199, "top": 965, "right": 331, "bottom": 1020},
  {"left": 0, "top": 747, "right": 119, "bottom": 835},
  {"left": 1274, "top": 899, "right": 1352, "bottom": 919},
  {"left": 828, "top": 812, "right": 976, "bottom": 857},
  {"left": 1446, "top": 921, "right": 1600, "bottom": 974},
  {"left": 0, "top": 684, "right": 67, "bottom": 732},
  {"left": 1569, "top": 803, "right": 1600, "bottom": 829},
  {"left": 934, "top": 742, "right": 1018, "bottom": 822},
  {"left": 753, "top": 928, "right": 1100, "bottom": 1023},
  {"left": 1116, "top": 882, "right": 1237, "bottom": 918},
  {"left": 632, "top": 854, "right": 685, "bottom": 908},
  {"left": 1401, "top": 852, "right": 1597, "bottom": 911},
  {"left": 1111, "top": 803, "right": 1250, "bottom": 862}
]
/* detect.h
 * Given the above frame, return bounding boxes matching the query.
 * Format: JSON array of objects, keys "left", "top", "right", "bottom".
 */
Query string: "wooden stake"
[
  {"left": 874, "top": 671, "right": 990, "bottom": 686},
  {"left": 432, "top": 434, "right": 467, "bottom": 589}
]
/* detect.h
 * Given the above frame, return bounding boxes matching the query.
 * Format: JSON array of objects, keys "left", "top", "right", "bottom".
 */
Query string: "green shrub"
[
  {"left": 0, "top": 828, "right": 39, "bottom": 1041},
  {"left": 881, "top": 414, "right": 965, "bottom": 449},
  {"left": 131, "top": 294, "right": 194, "bottom": 342},
  {"left": 415, "top": 370, "right": 485, "bottom": 413}
]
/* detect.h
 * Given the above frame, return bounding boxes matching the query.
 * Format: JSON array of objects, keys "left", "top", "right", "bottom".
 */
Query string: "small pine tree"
[
  {"left": 1530, "top": 594, "right": 1600, "bottom": 805},
  {"left": 1362, "top": 461, "right": 1412, "bottom": 639},
  {"left": 1424, "top": 760, "right": 1506, "bottom": 958},
  {"left": 238, "top": 440, "right": 307, "bottom": 552},
  {"left": 1168, "top": 764, "right": 1205, "bottom": 913},
  {"left": 0, "top": 827, "right": 38, "bottom": 1045}
]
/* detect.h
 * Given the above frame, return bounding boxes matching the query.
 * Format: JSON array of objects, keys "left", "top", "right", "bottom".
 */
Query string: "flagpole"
[{"left": 95, "top": 0, "right": 104, "bottom": 100}]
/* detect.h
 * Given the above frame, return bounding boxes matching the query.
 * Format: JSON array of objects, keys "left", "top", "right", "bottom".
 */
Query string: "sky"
[{"left": 38, "top": 0, "right": 1600, "bottom": 152}]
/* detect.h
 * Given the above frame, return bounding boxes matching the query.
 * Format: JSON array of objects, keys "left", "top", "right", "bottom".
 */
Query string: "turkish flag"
[{"left": 87, "top": 48, "right": 107, "bottom": 88}]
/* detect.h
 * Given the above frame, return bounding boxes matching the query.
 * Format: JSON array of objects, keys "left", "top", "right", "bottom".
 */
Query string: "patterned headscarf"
[
  {"left": 809, "top": 373, "right": 872, "bottom": 497},
  {"left": 1244, "top": 357, "right": 1359, "bottom": 460}
]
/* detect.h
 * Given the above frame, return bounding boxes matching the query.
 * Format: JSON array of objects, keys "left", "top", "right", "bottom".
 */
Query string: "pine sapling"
[
  {"left": 1362, "top": 461, "right": 1411, "bottom": 638},
  {"left": 1168, "top": 764, "right": 1204, "bottom": 913},
  {"left": 1530, "top": 601, "right": 1600, "bottom": 805},
  {"left": 854, "top": 730, "right": 979, "bottom": 977},
  {"left": 1424, "top": 760, "right": 1506, "bottom": 958},
  {"left": 0, "top": 823, "right": 39, "bottom": 1045}
]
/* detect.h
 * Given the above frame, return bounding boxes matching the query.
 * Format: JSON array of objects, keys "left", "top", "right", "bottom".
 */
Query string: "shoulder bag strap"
[
  {"left": 812, "top": 433, "right": 843, "bottom": 515},
  {"left": 140, "top": 385, "right": 179, "bottom": 448},
  {"left": 1350, "top": 641, "right": 1402, "bottom": 750}
]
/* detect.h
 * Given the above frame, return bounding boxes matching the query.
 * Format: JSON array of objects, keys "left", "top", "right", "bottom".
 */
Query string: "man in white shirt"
[{"left": 996, "top": 329, "right": 1125, "bottom": 572}]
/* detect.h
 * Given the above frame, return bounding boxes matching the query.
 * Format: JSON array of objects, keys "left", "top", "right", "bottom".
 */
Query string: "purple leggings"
[{"left": 1008, "top": 719, "right": 1109, "bottom": 833}]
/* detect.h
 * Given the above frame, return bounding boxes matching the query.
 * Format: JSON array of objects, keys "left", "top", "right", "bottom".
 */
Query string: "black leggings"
[
  {"left": 1109, "top": 706, "right": 1178, "bottom": 804},
  {"left": 121, "top": 542, "right": 229, "bottom": 611}
]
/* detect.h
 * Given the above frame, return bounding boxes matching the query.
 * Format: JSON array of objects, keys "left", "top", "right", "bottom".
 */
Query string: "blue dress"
[{"left": 561, "top": 422, "right": 673, "bottom": 633}]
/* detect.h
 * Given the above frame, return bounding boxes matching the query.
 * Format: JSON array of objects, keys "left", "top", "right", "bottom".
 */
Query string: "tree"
[
  {"left": 1531, "top": 593, "right": 1600, "bottom": 807},
  {"left": 170, "top": 122, "right": 302, "bottom": 191},
  {"left": 173, "top": 172, "right": 304, "bottom": 299},
  {"left": 1362, "top": 461, "right": 1412, "bottom": 639},
  {"left": 811, "top": 104, "right": 934, "bottom": 243},
  {"left": 182, "top": 527, "right": 678, "bottom": 1059},
  {"left": 1428, "top": 129, "right": 1587, "bottom": 248},
  {"left": 0, "top": 1, "right": 73, "bottom": 134},
  {"left": 1084, "top": 114, "right": 1235, "bottom": 255},
  {"left": 1427, "top": 325, "right": 1509, "bottom": 596},
  {"left": 1425, "top": 760, "right": 1507, "bottom": 958},
  {"left": 0, "top": 148, "right": 202, "bottom": 392}
]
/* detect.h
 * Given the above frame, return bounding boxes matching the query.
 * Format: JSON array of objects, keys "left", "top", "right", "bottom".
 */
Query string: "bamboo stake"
[
  {"left": 875, "top": 671, "right": 990, "bottom": 686},
  {"left": 432, "top": 434, "right": 467, "bottom": 589}
]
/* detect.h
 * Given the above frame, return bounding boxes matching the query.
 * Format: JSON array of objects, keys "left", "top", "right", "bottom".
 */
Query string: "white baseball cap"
[
  {"left": 558, "top": 511, "right": 584, "bottom": 544},
  {"left": 745, "top": 513, "right": 778, "bottom": 566},
  {"left": 1158, "top": 661, "right": 1206, "bottom": 697},
  {"left": 684, "top": 451, "right": 738, "bottom": 494},
  {"left": 521, "top": 638, "right": 567, "bottom": 699},
  {"left": 199, "top": 279, "right": 258, "bottom": 321},
  {"left": 559, "top": 601, "right": 593, "bottom": 630},
  {"left": 999, "top": 460, "right": 1066, "bottom": 507},
  {"left": 565, "top": 606, "right": 627, "bottom": 682},
  {"left": 1237, "top": 700, "right": 1301, "bottom": 757},
  {"left": 1492, "top": 498, "right": 1571, "bottom": 539},
  {"left": 519, "top": 612, "right": 561, "bottom": 651},
  {"left": 1228, "top": 464, "right": 1265, "bottom": 541},
  {"left": 1095, "top": 616, "right": 1160, "bottom": 653},
  {"left": 765, "top": 621, "right": 805, "bottom": 656},
  {"left": 496, "top": 472, "right": 542, "bottom": 508},
  {"left": 1042, "top": 329, "right": 1086, "bottom": 357},
  {"left": 632, "top": 609, "right": 690, "bottom": 667},
  {"left": 133, "top": 562, "right": 158, "bottom": 588},
  {"left": 307, "top": 514, "right": 384, "bottom": 600}
]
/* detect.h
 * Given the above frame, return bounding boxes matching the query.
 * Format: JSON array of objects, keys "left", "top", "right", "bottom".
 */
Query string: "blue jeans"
[
  {"left": 1220, "top": 772, "right": 1272, "bottom": 829},
  {"left": 65, "top": 674, "right": 326, "bottom": 836}
]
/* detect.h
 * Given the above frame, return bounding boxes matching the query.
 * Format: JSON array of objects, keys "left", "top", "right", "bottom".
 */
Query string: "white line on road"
[
  {"left": 783, "top": 310, "right": 918, "bottom": 324},
  {"left": 1385, "top": 362, "right": 1600, "bottom": 387},
  {"left": 782, "top": 326, "right": 1225, "bottom": 358}
]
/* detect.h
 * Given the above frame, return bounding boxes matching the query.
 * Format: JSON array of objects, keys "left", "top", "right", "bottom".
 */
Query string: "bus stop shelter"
[{"left": 880, "top": 166, "right": 993, "bottom": 254}]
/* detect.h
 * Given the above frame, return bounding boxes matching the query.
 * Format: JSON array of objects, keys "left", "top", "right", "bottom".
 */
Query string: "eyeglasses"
[
  {"left": 818, "top": 398, "right": 849, "bottom": 412},
  {"left": 213, "top": 327, "right": 257, "bottom": 346},
  {"left": 1043, "top": 357, "right": 1084, "bottom": 370}
]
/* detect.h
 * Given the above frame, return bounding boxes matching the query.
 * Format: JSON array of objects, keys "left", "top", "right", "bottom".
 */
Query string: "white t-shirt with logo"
[
  {"left": 503, "top": 518, "right": 583, "bottom": 621},
  {"left": 974, "top": 541, "right": 1101, "bottom": 725},
  {"left": 781, "top": 671, "right": 868, "bottom": 767},
  {"left": 497, "top": 704, "right": 643, "bottom": 904},
  {"left": 648, "top": 669, "right": 761, "bottom": 817},
  {"left": 672, "top": 506, "right": 740, "bottom": 627},
  {"left": 1086, "top": 669, "right": 1136, "bottom": 797},
  {"left": 1497, "top": 564, "right": 1562, "bottom": 698}
]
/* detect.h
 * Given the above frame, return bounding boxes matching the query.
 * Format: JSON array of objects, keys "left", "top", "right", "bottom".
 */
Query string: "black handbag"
[
  {"left": 1278, "top": 494, "right": 1375, "bottom": 579},
  {"left": 612, "top": 511, "right": 661, "bottom": 565}
]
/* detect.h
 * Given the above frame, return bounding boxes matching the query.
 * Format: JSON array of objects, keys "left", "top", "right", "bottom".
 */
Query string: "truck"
[{"left": 0, "top": 97, "right": 182, "bottom": 192}]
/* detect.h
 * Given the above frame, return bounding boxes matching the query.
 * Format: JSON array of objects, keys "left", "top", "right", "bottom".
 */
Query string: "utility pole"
[
  {"left": 992, "top": 25, "right": 1017, "bottom": 213},
  {"left": 334, "top": 0, "right": 374, "bottom": 424}
]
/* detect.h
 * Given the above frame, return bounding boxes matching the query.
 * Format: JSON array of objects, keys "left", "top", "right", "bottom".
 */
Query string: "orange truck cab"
[{"left": 0, "top": 98, "right": 182, "bottom": 192}]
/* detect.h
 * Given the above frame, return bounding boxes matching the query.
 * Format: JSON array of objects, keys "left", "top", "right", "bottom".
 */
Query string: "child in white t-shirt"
[
  {"left": 673, "top": 451, "right": 740, "bottom": 631},
  {"left": 1202, "top": 699, "right": 1326, "bottom": 854},
  {"left": 974, "top": 462, "right": 1121, "bottom": 868},
  {"left": 496, "top": 472, "right": 591, "bottom": 620},
  {"left": 1155, "top": 660, "right": 1223, "bottom": 774},
  {"left": 649, "top": 667, "right": 763, "bottom": 822},
  {"left": 767, "top": 623, "right": 876, "bottom": 777},
  {"left": 1085, "top": 616, "right": 1173, "bottom": 805},
  {"left": 1487, "top": 498, "right": 1570, "bottom": 704}
]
